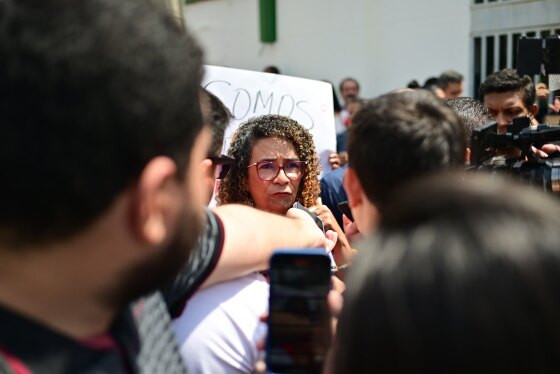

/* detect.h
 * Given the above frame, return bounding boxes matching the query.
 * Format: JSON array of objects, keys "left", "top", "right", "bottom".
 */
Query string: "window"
[
  {"left": 499, "top": 35, "right": 508, "bottom": 70},
  {"left": 486, "top": 36, "right": 495, "bottom": 75},
  {"left": 474, "top": 37, "right": 482, "bottom": 98},
  {"left": 512, "top": 33, "right": 521, "bottom": 68}
]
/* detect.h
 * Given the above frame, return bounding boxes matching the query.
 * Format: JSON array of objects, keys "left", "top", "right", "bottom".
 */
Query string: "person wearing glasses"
[
  {"left": 172, "top": 115, "right": 328, "bottom": 374},
  {"left": 218, "top": 114, "right": 320, "bottom": 214}
]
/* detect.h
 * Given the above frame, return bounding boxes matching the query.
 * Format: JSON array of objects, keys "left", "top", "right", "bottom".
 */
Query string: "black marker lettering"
[
  {"left": 232, "top": 88, "right": 251, "bottom": 120},
  {"left": 277, "top": 95, "right": 295, "bottom": 117},
  {"left": 296, "top": 100, "right": 315, "bottom": 130},
  {"left": 254, "top": 90, "right": 274, "bottom": 114}
]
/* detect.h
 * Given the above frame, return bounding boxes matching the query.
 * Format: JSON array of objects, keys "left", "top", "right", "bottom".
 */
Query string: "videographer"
[
  {"left": 480, "top": 68, "right": 560, "bottom": 159},
  {"left": 480, "top": 69, "right": 538, "bottom": 133}
]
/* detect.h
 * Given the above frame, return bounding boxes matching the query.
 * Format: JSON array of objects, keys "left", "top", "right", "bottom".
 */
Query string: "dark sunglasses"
[{"left": 208, "top": 154, "right": 235, "bottom": 179}]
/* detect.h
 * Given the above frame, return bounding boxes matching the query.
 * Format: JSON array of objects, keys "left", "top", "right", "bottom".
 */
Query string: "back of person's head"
[
  {"left": 422, "top": 77, "right": 446, "bottom": 99},
  {"left": 263, "top": 65, "right": 280, "bottom": 74},
  {"left": 200, "top": 88, "right": 232, "bottom": 157},
  {"left": 422, "top": 77, "right": 440, "bottom": 89},
  {"left": 446, "top": 97, "right": 493, "bottom": 142},
  {"left": 334, "top": 173, "right": 560, "bottom": 374},
  {"left": 347, "top": 90, "right": 465, "bottom": 211},
  {"left": 479, "top": 68, "right": 536, "bottom": 110},
  {"left": 438, "top": 70, "right": 463, "bottom": 89},
  {"left": 407, "top": 80, "right": 420, "bottom": 89},
  {"left": 0, "top": 0, "right": 203, "bottom": 246}
]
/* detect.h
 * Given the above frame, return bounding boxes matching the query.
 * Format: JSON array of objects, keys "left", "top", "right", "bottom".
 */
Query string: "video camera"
[
  {"left": 468, "top": 34, "right": 560, "bottom": 193},
  {"left": 469, "top": 116, "right": 560, "bottom": 194}
]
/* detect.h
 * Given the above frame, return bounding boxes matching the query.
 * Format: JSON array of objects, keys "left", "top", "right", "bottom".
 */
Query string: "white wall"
[
  {"left": 184, "top": 0, "right": 471, "bottom": 98},
  {"left": 471, "top": 0, "right": 560, "bottom": 34}
]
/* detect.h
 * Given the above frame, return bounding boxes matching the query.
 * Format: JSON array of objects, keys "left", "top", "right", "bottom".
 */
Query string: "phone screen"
[
  {"left": 337, "top": 201, "right": 354, "bottom": 222},
  {"left": 266, "top": 251, "right": 331, "bottom": 374}
]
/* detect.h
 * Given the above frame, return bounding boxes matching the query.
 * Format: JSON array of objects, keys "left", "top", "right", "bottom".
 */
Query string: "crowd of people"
[{"left": 2, "top": 0, "right": 560, "bottom": 373}]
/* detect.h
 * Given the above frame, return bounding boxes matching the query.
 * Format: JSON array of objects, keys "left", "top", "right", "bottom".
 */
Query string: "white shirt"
[{"left": 173, "top": 273, "right": 269, "bottom": 374}]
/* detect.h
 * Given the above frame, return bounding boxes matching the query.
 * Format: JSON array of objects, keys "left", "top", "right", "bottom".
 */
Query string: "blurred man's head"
[
  {"left": 480, "top": 69, "right": 537, "bottom": 133},
  {"left": 199, "top": 88, "right": 232, "bottom": 204},
  {"left": 438, "top": 70, "right": 464, "bottom": 99},
  {"left": 344, "top": 90, "right": 465, "bottom": 234},
  {"left": 334, "top": 173, "right": 560, "bottom": 374},
  {"left": 0, "top": 0, "right": 207, "bottom": 307},
  {"left": 339, "top": 78, "right": 360, "bottom": 103},
  {"left": 446, "top": 97, "right": 493, "bottom": 162}
]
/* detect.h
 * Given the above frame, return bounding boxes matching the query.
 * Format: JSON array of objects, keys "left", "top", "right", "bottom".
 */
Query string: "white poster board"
[{"left": 202, "top": 65, "right": 336, "bottom": 172}]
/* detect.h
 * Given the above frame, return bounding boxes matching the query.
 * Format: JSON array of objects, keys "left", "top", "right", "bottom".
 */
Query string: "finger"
[
  {"left": 531, "top": 145, "right": 549, "bottom": 158},
  {"left": 325, "top": 230, "right": 338, "bottom": 252},
  {"left": 541, "top": 144, "right": 560, "bottom": 154},
  {"left": 254, "top": 360, "right": 266, "bottom": 374},
  {"left": 331, "top": 275, "right": 346, "bottom": 294},
  {"left": 259, "top": 313, "right": 269, "bottom": 323},
  {"left": 328, "top": 290, "right": 344, "bottom": 318}
]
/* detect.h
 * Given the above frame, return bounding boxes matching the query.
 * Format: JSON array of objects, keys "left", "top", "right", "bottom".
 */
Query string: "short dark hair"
[
  {"left": 438, "top": 70, "right": 464, "bottom": 89},
  {"left": 446, "top": 97, "right": 493, "bottom": 142},
  {"left": 479, "top": 68, "right": 536, "bottom": 110},
  {"left": 333, "top": 173, "right": 560, "bottom": 374},
  {"left": 0, "top": 0, "right": 204, "bottom": 246},
  {"left": 347, "top": 90, "right": 466, "bottom": 210},
  {"left": 200, "top": 88, "right": 231, "bottom": 157},
  {"left": 339, "top": 77, "right": 360, "bottom": 93}
]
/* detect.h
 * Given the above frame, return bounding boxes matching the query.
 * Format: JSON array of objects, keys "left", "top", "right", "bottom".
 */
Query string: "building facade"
[{"left": 183, "top": 0, "right": 559, "bottom": 99}]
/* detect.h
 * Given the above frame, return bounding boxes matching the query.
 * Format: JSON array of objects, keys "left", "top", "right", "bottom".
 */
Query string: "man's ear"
[
  {"left": 200, "top": 158, "right": 214, "bottom": 179},
  {"left": 530, "top": 103, "right": 538, "bottom": 116},
  {"left": 343, "top": 167, "right": 363, "bottom": 210},
  {"left": 131, "top": 156, "right": 178, "bottom": 246}
]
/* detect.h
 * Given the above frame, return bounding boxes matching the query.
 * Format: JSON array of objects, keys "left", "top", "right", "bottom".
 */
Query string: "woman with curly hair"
[{"left": 218, "top": 114, "right": 321, "bottom": 214}]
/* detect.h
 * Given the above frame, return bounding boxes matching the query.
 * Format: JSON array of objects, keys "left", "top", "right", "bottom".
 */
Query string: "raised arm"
[{"left": 201, "top": 204, "right": 331, "bottom": 288}]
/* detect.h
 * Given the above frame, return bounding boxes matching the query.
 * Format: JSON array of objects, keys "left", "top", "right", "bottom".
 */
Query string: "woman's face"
[{"left": 246, "top": 137, "right": 303, "bottom": 215}]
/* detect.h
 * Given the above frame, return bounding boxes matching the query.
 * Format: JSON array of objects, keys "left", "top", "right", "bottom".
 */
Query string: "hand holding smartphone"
[{"left": 266, "top": 250, "right": 331, "bottom": 374}]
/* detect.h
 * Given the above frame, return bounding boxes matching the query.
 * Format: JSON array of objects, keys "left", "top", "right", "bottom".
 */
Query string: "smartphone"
[
  {"left": 337, "top": 200, "right": 354, "bottom": 222},
  {"left": 266, "top": 250, "right": 332, "bottom": 374}
]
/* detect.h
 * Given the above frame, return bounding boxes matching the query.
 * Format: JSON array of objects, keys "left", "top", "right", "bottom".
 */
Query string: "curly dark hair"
[{"left": 218, "top": 114, "right": 321, "bottom": 209}]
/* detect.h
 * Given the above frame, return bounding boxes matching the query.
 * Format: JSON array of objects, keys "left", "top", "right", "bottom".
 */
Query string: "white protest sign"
[{"left": 202, "top": 65, "right": 336, "bottom": 172}]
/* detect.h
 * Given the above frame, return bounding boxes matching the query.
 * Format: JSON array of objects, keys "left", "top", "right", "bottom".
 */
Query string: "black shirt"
[{"left": 0, "top": 210, "right": 224, "bottom": 374}]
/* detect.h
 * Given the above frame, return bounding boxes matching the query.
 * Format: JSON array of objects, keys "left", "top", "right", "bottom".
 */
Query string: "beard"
[{"left": 104, "top": 199, "right": 205, "bottom": 310}]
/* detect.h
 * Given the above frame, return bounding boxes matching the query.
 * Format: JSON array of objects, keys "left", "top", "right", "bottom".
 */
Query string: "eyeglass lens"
[{"left": 257, "top": 161, "right": 304, "bottom": 181}]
